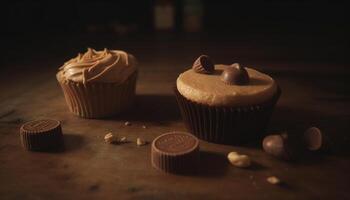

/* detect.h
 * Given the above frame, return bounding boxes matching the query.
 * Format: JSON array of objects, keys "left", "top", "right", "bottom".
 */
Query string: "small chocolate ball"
[
  {"left": 263, "top": 133, "right": 304, "bottom": 160},
  {"left": 263, "top": 134, "right": 290, "bottom": 160},
  {"left": 192, "top": 55, "right": 215, "bottom": 74},
  {"left": 220, "top": 63, "right": 249, "bottom": 85}
]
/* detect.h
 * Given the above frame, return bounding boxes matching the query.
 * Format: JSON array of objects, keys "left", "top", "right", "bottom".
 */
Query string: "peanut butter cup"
[
  {"left": 20, "top": 119, "right": 63, "bottom": 151},
  {"left": 192, "top": 55, "right": 215, "bottom": 74},
  {"left": 151, "top": 132, "right": 199, "bottom": 174}
]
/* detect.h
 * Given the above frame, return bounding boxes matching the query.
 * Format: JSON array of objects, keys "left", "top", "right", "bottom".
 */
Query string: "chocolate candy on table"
[
  {"left": 151, "top": 131, "right": 199, "bottom": 174},
  {"left": 263, "top": 126, "right": 330, "bottom": 160},
  {"left": 20, "top": 119, "right": 64, "bottom": 151},
  {"left": 262, "top": 132, "right": 304, "bottom": 160},
  {"left": 220, "top": 63, "right": 250, "bottom": 85},
  {"left": 303, "top": 127, "right": 329, "bottom": 152},
  {"left": 192, "top": 55, "right": 215, "bottom": 74}
]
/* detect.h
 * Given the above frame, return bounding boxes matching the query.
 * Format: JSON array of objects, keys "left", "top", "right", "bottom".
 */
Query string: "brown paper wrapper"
[
  {"left": 57, "top": 71, "right": 137, "bottom": 119},
  {"left": 174, "top": 87, "right": 281, "bottom": 145}
]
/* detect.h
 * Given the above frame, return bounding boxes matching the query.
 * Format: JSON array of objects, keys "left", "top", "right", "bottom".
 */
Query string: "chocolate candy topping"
[
  {"left": 151, "top": 131, "right": 199, "bottom": 174},
  {"left": 192, "top": 55, "right": 215, "bottom": 74},
  {"left": 220, "top": 63, "right": 249, "bottom": 85}
]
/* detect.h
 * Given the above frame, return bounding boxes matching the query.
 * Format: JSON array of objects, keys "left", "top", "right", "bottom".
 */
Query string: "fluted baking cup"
[
  {"left": 57, "top": 71, "right": 137, "bottom": 119},
  {"left": 174, "top": 87, "right": 281, "bottom": 145}
]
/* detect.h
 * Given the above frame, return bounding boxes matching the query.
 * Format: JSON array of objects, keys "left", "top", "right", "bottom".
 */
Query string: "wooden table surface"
[{"left": 0, "top": 34, "right": 349, "bottom": 200}]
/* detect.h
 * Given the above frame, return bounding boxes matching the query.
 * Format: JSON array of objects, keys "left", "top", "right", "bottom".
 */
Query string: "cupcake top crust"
[
  {"left": 176, "top": 63, "right": 277, "bottom": 107},
  {"left": 57, "top": 48, "right": 137, "bottom": 84}
]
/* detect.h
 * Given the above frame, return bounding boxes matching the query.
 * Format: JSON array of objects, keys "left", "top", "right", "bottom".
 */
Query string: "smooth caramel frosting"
[
  {"left": 176, "top": 65, "right": 278, "bottom": 106},
  {"left": 58, "top": 48, "right": 137, "bottom": 83}
]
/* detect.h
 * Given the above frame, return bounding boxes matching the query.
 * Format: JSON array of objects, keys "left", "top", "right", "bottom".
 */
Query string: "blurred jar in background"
[
  {"left": 183, "top": 0, "right": 203, "bottom": 32},
  {"left": 154, "top": 0, "right": 175, "bottom": 31}
]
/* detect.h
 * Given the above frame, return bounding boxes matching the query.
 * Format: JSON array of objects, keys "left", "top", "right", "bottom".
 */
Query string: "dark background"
[
  {"left": 0, "top": 0, "right": 349, "bottom": 70},
  {"left": 1, "top": 2, "right": 350, "bottom": 199}
]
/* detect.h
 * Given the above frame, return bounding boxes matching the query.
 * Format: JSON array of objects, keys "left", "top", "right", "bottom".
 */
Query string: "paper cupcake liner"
[
  {"left": 174, "top": 87, "right": 281, "bottom": 145},
  {"left": 57, "top": 71, "right": 137, "bottom": 119},
  {"left": 20, "top": 121, "right": 63, "bottom": 151}
]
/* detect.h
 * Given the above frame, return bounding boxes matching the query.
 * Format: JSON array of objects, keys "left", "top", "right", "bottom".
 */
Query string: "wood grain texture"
[{"left": 0, "top": 35, "right": 349, "bottom": 200}]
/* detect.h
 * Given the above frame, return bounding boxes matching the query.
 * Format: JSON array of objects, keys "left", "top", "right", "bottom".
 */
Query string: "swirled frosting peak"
[{"left": 59, "top": 48, "right": 137, "bottom": 83}]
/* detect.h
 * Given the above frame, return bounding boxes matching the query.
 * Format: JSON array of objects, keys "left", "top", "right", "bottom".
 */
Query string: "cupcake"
[
  {"left": 174, "top": 55, "right": 281, "bottom": 145},
  {"left": 56, "top": 48, "right": 137, "bottom": 118}
]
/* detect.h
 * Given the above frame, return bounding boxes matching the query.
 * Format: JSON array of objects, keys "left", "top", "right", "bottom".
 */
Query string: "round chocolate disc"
[
  {"left": 20, "top": 119, "right": 63, "bottom": 151},
  {"left": 151, "top": 132, "right": 199, "bottom": 174},
  {"left": 22, "top": 119, "right": 60, "bottom": 133}
]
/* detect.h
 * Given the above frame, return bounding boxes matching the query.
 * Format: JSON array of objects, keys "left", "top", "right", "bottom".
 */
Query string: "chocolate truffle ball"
[
  {"left": 263, "top": 133, "right": 304, "bottom": 160},
  {"left": 220, "top": 63, "right": 249, "bottom": 85}
]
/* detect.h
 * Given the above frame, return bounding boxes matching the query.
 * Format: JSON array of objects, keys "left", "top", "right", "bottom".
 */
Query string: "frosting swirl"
[{"left": 59, "top": 48, "right": 137, "bottom": 83}]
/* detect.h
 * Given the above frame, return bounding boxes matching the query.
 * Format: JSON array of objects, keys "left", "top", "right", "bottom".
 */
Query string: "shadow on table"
[
  {"left": 111, "top": 94, "right": 181, "bottom": 124},
  {"left": 40, "top": 134, "right": 85, "bottom": 153},
  {"left": 63, "top": 134, "right": 85, "bottom": 152},
  {"left": 197, "top": 151, "right": 229, "bottom": 178}
]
